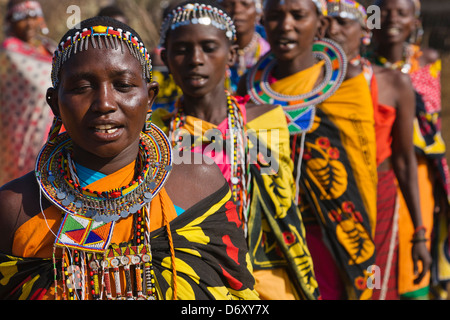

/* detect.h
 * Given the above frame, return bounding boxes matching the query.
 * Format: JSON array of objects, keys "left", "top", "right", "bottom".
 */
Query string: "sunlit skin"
[
  {"left": 47, "top": 44, "right": 158, "bottom": 175},
  {"left": 262, "top": 0, "right": 324, "bottom": 79},
  {"left": 220, "top": 0, "right": 260, "bottom": 50}
]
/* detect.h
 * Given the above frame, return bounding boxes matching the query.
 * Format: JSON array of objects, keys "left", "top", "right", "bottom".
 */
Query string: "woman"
[
  {"left": 241, "top": 0, "right": 377, "bottom": 300},
  {"left": 371, "top": 0, "right": 450, "bottom": 299},
  {"left": 0, "top": 16, "right": 258, "bottom": 300},
  {"left": 0, "top": 0, "right": 56, "bottom": 186},
  {"left": 155, "top": 0, "right": 319, "bottom": 300},
  {"left": 325, "top": 0, "right": 431, "bottom": 300},
  {"left": 219, "top": 0, "right": 270, "bottom": 94}
]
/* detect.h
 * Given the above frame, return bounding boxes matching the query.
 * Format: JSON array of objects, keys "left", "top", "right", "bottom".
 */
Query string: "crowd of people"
[{"left": 0, "top": 0, "right": 448, "bottom": 301}]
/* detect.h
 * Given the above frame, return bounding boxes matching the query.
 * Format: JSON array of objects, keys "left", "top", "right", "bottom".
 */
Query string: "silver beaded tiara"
[{"left": 159, "top": 2, "right": 236, "bottom": 48}]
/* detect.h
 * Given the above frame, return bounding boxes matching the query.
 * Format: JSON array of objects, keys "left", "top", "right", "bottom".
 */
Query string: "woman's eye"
[{"left": 114, "top": 82, "right": 135, "bottom": 91}]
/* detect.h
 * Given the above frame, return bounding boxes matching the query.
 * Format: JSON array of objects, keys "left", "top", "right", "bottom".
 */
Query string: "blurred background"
[{"left": 0, "top": 0, "right": 449, "bottom": 162}]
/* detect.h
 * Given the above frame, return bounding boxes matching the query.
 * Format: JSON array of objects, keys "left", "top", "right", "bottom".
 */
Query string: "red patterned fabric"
[{"left": 0, "top": 37, "right": 54, "bottom": 185}]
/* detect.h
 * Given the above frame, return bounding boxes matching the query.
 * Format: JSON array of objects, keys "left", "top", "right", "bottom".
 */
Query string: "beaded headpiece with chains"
[{"left": 159, "top": 1, "right": 237, "bottom": 47}]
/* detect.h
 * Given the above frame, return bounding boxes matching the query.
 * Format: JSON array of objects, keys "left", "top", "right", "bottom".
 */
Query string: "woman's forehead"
[{"left": 59, "top": 46, "right": 143, "bottom": 80}]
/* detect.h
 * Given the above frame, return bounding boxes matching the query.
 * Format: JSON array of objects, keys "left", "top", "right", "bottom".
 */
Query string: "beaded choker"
[
  {"left": 247, "top": 38, "right": 347, "bottom": 135},
  {"left": 36, "top": 125, "right": 172, "bottom": 226}
]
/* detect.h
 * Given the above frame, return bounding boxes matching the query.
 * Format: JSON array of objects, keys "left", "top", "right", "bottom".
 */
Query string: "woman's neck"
[
  {"left": 71, "top": 139, "right": 140, "bottom": 176},
  {"left": 272, "top": 50, "right": 316, "bottom": 80},
  {"left": 182, "top": 89, "right": 229, "bottom": 125}
]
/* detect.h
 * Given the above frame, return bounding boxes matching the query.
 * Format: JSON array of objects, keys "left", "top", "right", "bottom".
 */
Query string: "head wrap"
[
  {"left": 159, "top": 1, "right": 236, "bottom": 48},
  {"left": 51, "top": 16, "right": 152, "bottom": 88},
  {"left": 6, "top": 0, "right": 43, "bottom": 22},
  {"left": 326, "top": 0, "right": 366, "bottom": 26}
]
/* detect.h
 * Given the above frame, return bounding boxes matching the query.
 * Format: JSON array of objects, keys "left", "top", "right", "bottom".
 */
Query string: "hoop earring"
[{"left": 144, "top": 110, "right": 152, "bottom": 133}]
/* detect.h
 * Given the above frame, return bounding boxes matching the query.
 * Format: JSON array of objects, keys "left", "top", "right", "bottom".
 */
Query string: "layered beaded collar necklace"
[
  {"left": 36, "top": 126, "right": 172, "bottom": 224},
  {"left": 169, "top": 92, "right": 250, "bottom": 220},
  {"left": 36, "top": 124, "right": 173, "bottom": 300},
  {"left": 246, "top": 38, "right": 347, "bottom": 135}
]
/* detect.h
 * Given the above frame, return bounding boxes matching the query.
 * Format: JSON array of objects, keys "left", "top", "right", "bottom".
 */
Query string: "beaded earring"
[{"left": 47, "top": 116, "right": 63, "bottom": 145}]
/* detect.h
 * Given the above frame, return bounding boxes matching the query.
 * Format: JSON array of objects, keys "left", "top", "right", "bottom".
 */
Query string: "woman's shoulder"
[
  {"left": 164, "top": 151, "right": 228, "bottom": 210},
  {"left": 419, "top": 47, "right": 440, "bottom": 66}
]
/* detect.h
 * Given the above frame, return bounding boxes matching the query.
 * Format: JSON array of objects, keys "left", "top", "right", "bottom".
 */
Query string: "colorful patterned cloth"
[
  {"left": 292, "top": 72, "right": 377, "bottom": 300},
  {"left": 0, "top": 183, "right": 258, "bottom": 300},
  {"left": 0, "top": 37, "right": 54, "bottom": 185}
]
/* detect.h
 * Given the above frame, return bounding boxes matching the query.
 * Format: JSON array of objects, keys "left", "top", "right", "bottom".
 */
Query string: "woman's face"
[
  {"left": 163, "top": 24, "right": 235, "bottom": 98},
  {"left": 50, "top": 43, "right": 157, "bottom": 160},
  {"left": 220, "top": 0, "right": 259, "bottom": 35},
  {"left": 374, "top": 0, "right": 417, "bottom": 45},
  {"left": 10, "top": 16, "right": 41, "bottom": 44},
  {"left": 263, "top": 0, "right": 321, "bottom": 61},
  {"left": 326, "top": 16, "right": 365, "bottom": 59}
]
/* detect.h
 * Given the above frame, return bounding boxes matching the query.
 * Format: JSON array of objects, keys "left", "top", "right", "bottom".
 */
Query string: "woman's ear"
[
  {"left": 147, "top": 81, "right": 160, "bottom": 111},
  {"left": 46, "top": 87, "right": 60, "bottom": 117},
  {"left": 316, "top": 15, "right": 330, "bottom": 39},
  {"left": 228, "top": 44, "right": 238, "bottom": 67}
]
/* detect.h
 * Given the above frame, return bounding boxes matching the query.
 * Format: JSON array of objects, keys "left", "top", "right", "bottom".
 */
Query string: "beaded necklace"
[
  {"left": 37, "top": 124, "right": 172, "bottom": 300},
  {"left": 246, "top": 38, "right": 347, "bottom": 135},
  {"left": 374, "top": 43, "right": 416, "bottom": 74},
  {"left": 169, "top": 92, "right": 250, "bottom": 221}
]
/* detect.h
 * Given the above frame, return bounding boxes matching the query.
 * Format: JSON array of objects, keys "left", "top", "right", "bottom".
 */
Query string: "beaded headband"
[
  {"left": 327, "top": 0, "right": 366, "bottom": 26},
  {"left": 51, "top": 25, "right": 152, "bottom": 88},
  {"left": 6, "top": 1, "right": 43, "bottom": 22},
  {"left": 159, "top": 2, "right": 237, "bottom": 48},
  {"left": 411, "top": 0, "right": 421, "bottom": 18}
]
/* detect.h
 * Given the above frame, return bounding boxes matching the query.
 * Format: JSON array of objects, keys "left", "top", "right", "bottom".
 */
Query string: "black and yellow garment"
[
  {"left": 294, "top": 73, "right": 378, "bottom": 300},
  {"left": 153, "top": 103, "right": 320, "bottom": 300},
  {"left": 246, "top": 107, "right": 319, "bottom": 300},
  {"left": 0, "top": 183, "right": 259, "bottom": 300}
]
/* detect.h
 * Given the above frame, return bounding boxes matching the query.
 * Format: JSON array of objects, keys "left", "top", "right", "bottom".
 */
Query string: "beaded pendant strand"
[
  {"left": 169, "top": 91, "right": 251, "bottom": 222},
  {"left": 36, "top": 123, "right": 172, "bottom": 300},
  {"left": 247, "top": 38, "right": 347, "bottom": 135}
]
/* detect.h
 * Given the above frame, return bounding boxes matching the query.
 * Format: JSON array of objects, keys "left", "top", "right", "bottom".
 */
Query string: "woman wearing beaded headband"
[
  {"left": 218, "top": 0, "right": 270, "bottom": 94},
  {"left": 155, "top": 0, "right": 319, "bottom": 300},
  {"left": 240, "top": 0, "right": 379, "bottom": 300},
  {"left": 371, "top": 0, "right": 450, "bottom": 300},
  {"left": 0, "top": 0, "right": 56, "bottom": 186},
  {"left": 326, "top": 0, "right": 432, "bottom": 301},
  {"left": 0, "top": 16, "right": 259, "bottom": 300}
]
